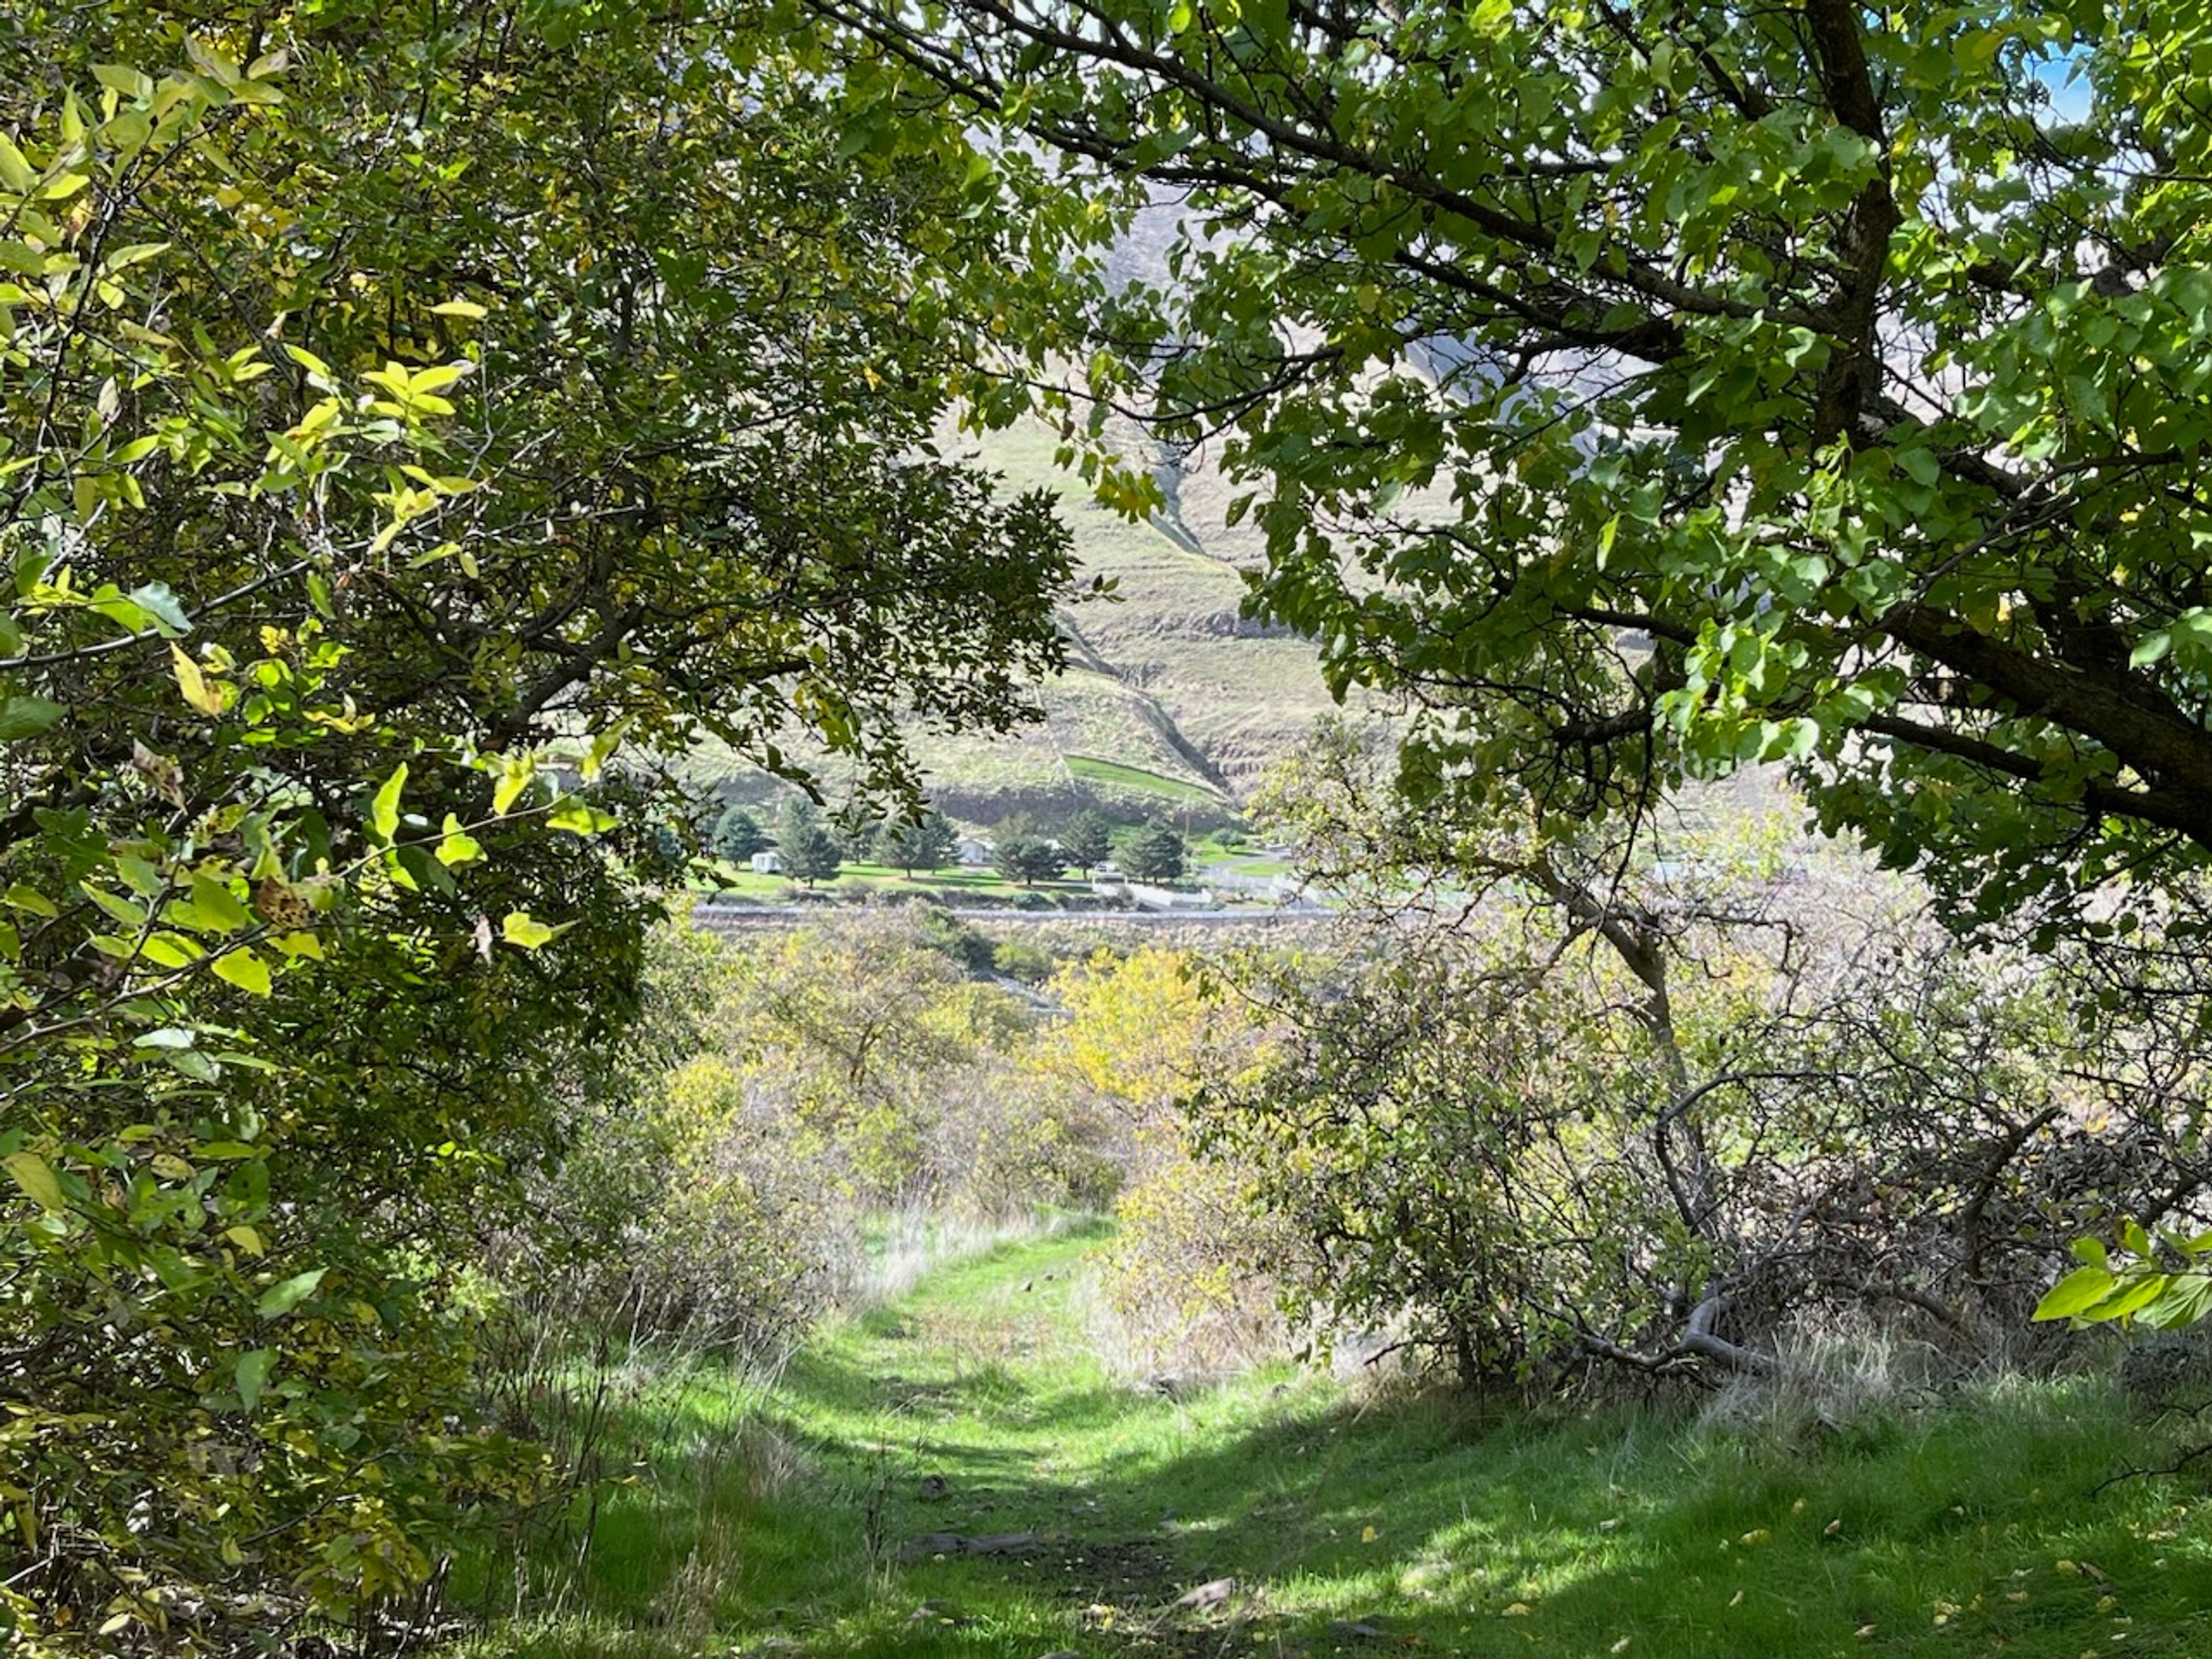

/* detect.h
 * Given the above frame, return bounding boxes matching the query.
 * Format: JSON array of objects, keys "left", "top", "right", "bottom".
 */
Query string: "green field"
[
  {"left": 459, "top": 1228, "right": 2212, "bottom": 1659},
  {"left": 1063, "top": 755, "right": 1223, "bottom": 805}
]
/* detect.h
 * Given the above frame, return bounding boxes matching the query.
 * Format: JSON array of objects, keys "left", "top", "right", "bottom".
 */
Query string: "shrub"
[{"left": 991, "top": 938, "right": 1055, "bottom": 983}]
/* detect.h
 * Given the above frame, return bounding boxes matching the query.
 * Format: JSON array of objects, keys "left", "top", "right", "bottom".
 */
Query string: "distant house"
[
  {"left": 955, "top": 837, "right": 994, "bottom": 867},
  {"left": 749, "top": 850, "right": 782, "bottom": 874}
]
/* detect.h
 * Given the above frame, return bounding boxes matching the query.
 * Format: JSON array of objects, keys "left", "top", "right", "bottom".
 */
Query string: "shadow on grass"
[
  {"left": 728, "top": 1384, "right": 2212, "bottom": 1659},
  {"left": 463, "top": 1236, "right": 2212, "bottom": 1659}
]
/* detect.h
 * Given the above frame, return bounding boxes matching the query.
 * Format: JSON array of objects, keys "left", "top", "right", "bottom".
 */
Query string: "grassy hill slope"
[{"left": 688, "top": 415, "right": 1355, "bottom": 827}]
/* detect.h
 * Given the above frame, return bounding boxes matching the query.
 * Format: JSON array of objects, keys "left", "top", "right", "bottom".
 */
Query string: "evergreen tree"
[
  {"left": 876, "top": 809, "right": 959, "bottom": 876},
  {"left": 783, "top": 823, "right": 846, "bottom": 888},
  {"left": 1059, "top": 810, "right": 1113, "bottom": 878},
  {"left": 775, "top": 796, "right": 821, "bottom": 853},
  {"left": 710, "top": 804, "right": 767, "bottom": 863},
  {"left": 1119, "top": 820, "right": 1187, "bottom": 883},
  {"left": 993, "top": 834, "right": 1067, "bottom": 888}
]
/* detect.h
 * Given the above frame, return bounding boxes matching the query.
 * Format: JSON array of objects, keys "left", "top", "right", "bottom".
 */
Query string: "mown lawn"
[{"left": 453, "top": 1228, "right": 2212, "bottom": 1659}]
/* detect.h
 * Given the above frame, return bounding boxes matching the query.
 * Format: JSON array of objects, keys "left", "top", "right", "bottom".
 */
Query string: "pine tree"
[
  {"left": 1119, "top": 820, "right": 1186, "bottom": 883},
  {"left": 710, "top": 804, "right": 767, "bottom": 863},
  {"left": 1059, "top": 811, "right": 1113, "bottom": 878}
]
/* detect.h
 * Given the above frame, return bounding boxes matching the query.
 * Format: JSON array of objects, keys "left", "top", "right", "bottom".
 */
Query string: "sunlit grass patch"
[{"left": 459, "top": 1229, "right": 2212, "bottom": 1659}]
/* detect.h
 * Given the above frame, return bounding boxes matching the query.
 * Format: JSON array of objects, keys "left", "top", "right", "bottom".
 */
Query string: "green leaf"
[
  {"left": 0, "top": 696, "right": 67, "bottom": 741},
  {"left": 2033, "top": 1265, "right": 2120, "bottom": 1322},
  {"left": 140, "top": 932, "right": 204, "bottom": 969},
  {"left": 547, "top": 797, "right": 617, "bottom": 836},
  {"left": 435, "top": 813, "right": 483, "bottom": 867},
  {"left": 82, "top": 884, "right": 148, "bottom": 929},
  {"left": 188, "top": 870, "right": 251, "bottom": 934},
  {"left": 371, "top": 762, "right": 408, "bottom": 844},
  {"left": 256, "top": 1268, "right": 325, "bottom": 1319},
  {"left": 0, "top": 136, "right": 33, "bottom": 194},
  {"left": 234, "top": 1348, "right": 275, "bottom": 1412},
  {"left": 5, "top": 884, "right": 58, "bottom": 918},
  {"left": 2080, "top": 1272, "right": 2172, "bottom": 1324},
  {"left": 491, "top": 757, "right": 533, "bottom": 816},
  {"left": 502, "top": 910, "right": 556, "bottom": 949},
  {"left": 2130, "top": 630, "right": 2172, "bottom": 669},
  {"left": 3, "top": 1151, "right": 65, "bottom": 1213},
  {"left": 129, "top": 582, "right": 191, "bottom": 634},
  {"left": 212, "top": 948, "right": 272, "bottom": 996}
]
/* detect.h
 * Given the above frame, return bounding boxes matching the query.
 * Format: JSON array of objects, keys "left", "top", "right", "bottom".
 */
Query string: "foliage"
[
  {"left": 700, "top": 915, "right": 1116, "bottom": 1216},
  {"left": 781, "top": 823, "right": 846, "bottom": 888},
  {"left": 991, "top": 834, "right": 1066, "bottom": 887},
  {"left": 490, "top": 928, "right": 844, "bottom": 1368},
  {"left": 988, "top": 937, "right": 1054, "bottom": 984},
  {"left": 0, "top": 0, "right": 1084, "bottom": 1646},
  {"left": 1116, "top": 820, "right": 1187, "bottom": 883},
  {"left": 827, "top": 0, "right": 2212, "bottom": 937},
  {"left": 1056, "top": 810, "right": 1113, "bottom": 877},
  {"left": 710, "top": 806, "right": 768, "bottom": 865},
  {"left": 1032, "top": 946, "right": 1279, "bottom": 1370},
  {"left": 2036, "top": 1228, "right": 2212, "bottom": 1333},
  {"left": 872, "top": 807, "right": 957, "bottom": 876},
  {"left": 1207, "top": 729, "right": 2212, "bottom": 1389}
]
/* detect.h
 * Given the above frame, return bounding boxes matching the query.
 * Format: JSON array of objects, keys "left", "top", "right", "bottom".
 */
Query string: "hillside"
[{"left": 689, "top": 414, "right": 1357, "bottom": 828}]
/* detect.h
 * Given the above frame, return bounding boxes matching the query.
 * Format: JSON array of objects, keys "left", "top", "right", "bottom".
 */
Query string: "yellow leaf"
[
  {"left": 1361, "top": 1525, "right": 1378, "bottom": 1543},
  {"left": 171, "top": 642, "right": 224, "bottom": 715},
  {"left": 1502, "top": 1603, "right": 1533, "bottom": 1618}
]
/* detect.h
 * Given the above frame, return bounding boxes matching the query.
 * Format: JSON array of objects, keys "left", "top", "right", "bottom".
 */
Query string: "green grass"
[
  {"left": 1065, "top": 755, "right": 1221, "bottom": 804},
  {"left": 458, "top": 1229, "right": 2212, "bottom": 1659},
  {"left": 1199, "top": 854, "right": 1293, "bottom": 878},
  {"left": 696, "top": 863, "right": 1095, "bottom": 905}
]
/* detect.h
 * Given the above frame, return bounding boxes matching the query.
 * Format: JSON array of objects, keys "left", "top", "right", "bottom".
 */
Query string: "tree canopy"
[
  {"left": 1059, "top": 809, "right": 1113, "bottom": 876},
  {"left": 1118, "top": 819, "right": 1186, "bottom": 882},
  {"left": 993, "top": 832, "right": 1067, "bottom": 885},
  {"left": 824, "top": 0, "right": 2212, "bottom": 933},
  {"left": 0, "top": 0, "right": 1079, "bottom": 1643},
  {"left": 874, "top": 805, "right": 959, "bottom": 874}
]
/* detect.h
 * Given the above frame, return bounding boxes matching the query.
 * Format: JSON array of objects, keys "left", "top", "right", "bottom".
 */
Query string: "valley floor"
[{"left": 460, "top": 1225, "right": 2212, "bottom": 1659}]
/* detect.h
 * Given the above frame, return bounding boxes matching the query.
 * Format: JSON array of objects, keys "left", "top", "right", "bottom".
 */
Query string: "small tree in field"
[
  {"left": 711, "top": 804, "right": 768, "bottom": 863},
  {"left": 875, "top": 808, "right": 959, "bottom": 876},
  {"left": 783, "top": 823, "right": 845, "bottom": 888},
  {"left": 994, "top": 834, "right": 1067, "bottom": 888},
  {"left": 1119, "top": 821, "right": 1186, "bottom": 883},
  {"left": 1059, "top": 811, "right": 1113, "bottom": 878}
]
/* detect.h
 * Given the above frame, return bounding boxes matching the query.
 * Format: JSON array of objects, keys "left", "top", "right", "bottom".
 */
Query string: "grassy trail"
[{"left": 478, "top": 1226, "right": 2212, "bottom": 1659}]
